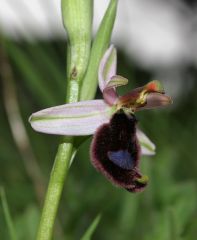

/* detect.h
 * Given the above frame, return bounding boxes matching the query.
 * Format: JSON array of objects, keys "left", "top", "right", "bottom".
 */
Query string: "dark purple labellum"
[{"left": 90, "top": 111, "right": 147, "bottom": 192}]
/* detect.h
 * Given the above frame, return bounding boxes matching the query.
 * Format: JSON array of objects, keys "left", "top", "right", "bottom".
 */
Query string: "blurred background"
[{"left": 0, "top": 0, "right": 197, "bottom": 239}]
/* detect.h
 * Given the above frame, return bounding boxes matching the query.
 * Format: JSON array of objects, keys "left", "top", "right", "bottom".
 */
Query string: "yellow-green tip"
[{"left": 136, "top": 175, "right": 149, "bottom": 184}]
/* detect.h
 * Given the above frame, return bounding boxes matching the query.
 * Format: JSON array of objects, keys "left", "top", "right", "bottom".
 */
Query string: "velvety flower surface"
[
  {"left": 91, "top": 111, "right": 147, "bottom": 192},
  {"left": 29, "top": 45, "right": 172, "bottom": 192}
]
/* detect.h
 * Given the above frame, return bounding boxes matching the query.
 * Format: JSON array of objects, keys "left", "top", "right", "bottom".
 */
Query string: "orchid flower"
[{"left": 29, "top": 45, "right": 172, "bottom": 192}]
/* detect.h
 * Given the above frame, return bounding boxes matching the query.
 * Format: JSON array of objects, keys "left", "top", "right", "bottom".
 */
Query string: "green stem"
[
  {"left": 36, "top": 142, "right": 73, "bottom": 240},
  {"left": 36, "top": 1, "right": 93, "bottom": 239}
]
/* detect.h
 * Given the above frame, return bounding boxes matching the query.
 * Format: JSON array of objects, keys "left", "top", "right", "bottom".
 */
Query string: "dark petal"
[
  {"left": 126, "top": 181, "right": 147, "bottom": 193},
  {"left": 90, "top": 112, "right": 146, "bottom": 191}
]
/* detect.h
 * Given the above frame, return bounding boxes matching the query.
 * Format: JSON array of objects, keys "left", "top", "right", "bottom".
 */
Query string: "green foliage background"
[{"left": 0, "top": 40, "right": 197, "bottom": 240}]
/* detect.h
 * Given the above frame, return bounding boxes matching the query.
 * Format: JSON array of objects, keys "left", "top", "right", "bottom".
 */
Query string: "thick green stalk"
[
  {"left": 36, "top": 1, "right": 93, "bottom": 239},
  {"left": 36, "top": 142, "right": 73, "bottom": 240}
]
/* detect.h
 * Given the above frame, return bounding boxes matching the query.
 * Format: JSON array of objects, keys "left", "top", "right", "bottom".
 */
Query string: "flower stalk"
[
  {"left": 36, "top": 1, "right": 93, "bottom": 239},
  {"left": 36, "top": 142, "right": 73, "bottom": 240}
]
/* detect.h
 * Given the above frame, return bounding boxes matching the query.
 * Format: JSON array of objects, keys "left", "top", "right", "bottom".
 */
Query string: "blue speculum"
[
  {"left": 91, "top": 111, "right": 147, "bottom": 192},
  {"left": 108, "top": 150, "right": 134, "bottom": 170}
]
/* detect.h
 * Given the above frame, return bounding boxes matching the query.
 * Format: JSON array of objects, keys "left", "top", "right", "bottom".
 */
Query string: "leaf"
[
  {"left": 80, "top": 214, "right": 101, "bottom": 240},
  {"left": 62, "top": 0, "right": 93, "bottom": 83},
  {"left": 80, "top": 0, "right": 118, "bottom": 101},
  {"left": 0, "top": 187, "right": 17, "bottom": 240}
]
